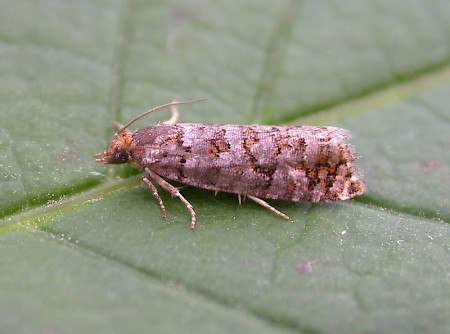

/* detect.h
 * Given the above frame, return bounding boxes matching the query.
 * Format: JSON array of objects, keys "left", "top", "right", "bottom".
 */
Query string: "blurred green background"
[{"left": 0, "top": 1, "right": 449, "bottom": 333}]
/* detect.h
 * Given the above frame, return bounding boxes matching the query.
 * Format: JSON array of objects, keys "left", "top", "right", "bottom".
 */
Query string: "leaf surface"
[{"left": 1, "top": 1, "right": 449, "bottom": 333}]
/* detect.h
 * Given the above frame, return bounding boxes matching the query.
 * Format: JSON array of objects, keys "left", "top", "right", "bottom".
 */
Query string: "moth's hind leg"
[
  {"left": 162, "top": 105, "right": 179, "bottom": 125},
  {"left": 145, "top": 168, "right": 197, "bottom": 230},
  {"left": 143, "top": 174, "right": 167, "bottom": 220},
  {"left": 247, "top": 195, "right": 290, "bottom": 220}
]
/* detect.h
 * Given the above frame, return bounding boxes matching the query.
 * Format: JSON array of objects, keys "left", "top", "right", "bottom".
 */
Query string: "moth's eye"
[{"left": 115, "top": 151, "right": 129, "bottom": 163}]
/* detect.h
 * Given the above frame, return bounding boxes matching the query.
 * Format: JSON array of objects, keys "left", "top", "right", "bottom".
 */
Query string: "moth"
[{"left": 95, "top": 99, "right": 365, "bottom": 229}]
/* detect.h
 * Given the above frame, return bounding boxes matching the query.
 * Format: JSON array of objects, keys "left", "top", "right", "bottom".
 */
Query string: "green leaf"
[{"left": 1, "top": 1, "right": 449, "bottom": 333}]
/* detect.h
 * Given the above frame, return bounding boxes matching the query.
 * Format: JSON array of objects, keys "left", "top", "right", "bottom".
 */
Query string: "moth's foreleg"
[
  {"left": 143, "top": 174, "right": 167, "bottom": 220},
  {"left": 247, "top": 195, "right": 290, "bottom": 220},
  {"left": 145, "top": 168, "right": 197, "bottom": 230},
  {"left": 162, "top": 105, "right": 179, "bottom": 125}
]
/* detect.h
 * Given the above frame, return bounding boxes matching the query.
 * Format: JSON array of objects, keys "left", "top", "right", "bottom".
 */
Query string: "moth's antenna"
[{"left": 116, "top": 98, "right": 208, "bottom": 134}]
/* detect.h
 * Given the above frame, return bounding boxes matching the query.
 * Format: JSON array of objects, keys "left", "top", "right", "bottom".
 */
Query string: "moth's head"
[{"left": 94, "top": 132, "right": 135, "bottom": 164}]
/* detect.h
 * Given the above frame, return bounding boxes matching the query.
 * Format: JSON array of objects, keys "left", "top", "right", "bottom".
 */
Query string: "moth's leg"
[
  {"left": 162, "top": 105, "right": 179, "bottom": 125},
  {"left": 247, "top": 195, "right": 290, "bottom": 220},
  {"left": 142, "top": 174, "right": 167, "bottom": 220},
  {"left": 145, "top": 168, "right": 196, "bottom": 230},
  {"left": 237, "top": 194, "right": 247, "bottom": 205}
]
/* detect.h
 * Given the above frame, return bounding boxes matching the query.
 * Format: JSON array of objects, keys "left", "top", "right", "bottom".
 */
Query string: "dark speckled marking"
[{"left": 96, "top": 117, "right": 365, "bottom": 229}]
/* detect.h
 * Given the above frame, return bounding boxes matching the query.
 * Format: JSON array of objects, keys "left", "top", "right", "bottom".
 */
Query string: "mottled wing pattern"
[{"left": 132, "top": 124, "right": 365, "bottom": 202}]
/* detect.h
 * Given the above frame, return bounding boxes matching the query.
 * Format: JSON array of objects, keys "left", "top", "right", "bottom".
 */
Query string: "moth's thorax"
[{"left": 94, "top": 132, "right": 136, "bottom": 165}]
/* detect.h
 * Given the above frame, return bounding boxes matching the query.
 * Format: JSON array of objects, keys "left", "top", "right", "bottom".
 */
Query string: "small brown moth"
[{"left": 95, "top": 99, "right": 365, "bottom": 229}]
